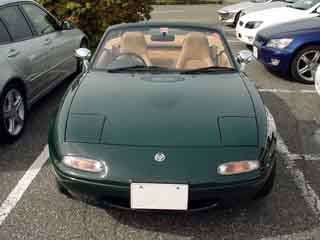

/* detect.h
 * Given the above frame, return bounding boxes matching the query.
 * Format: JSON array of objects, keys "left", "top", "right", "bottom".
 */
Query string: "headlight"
[
  {"left": 62, "top": 156, "right": 106, "bottom": 174},
  {"left": 245, "top": 21, "right": 263, "bottom": 29},
  {"left": 217, "top": 160, "right": 260, "bottom": 175},
  {"left": 266, "top": 38, "right": 293, "bottom": 49}
]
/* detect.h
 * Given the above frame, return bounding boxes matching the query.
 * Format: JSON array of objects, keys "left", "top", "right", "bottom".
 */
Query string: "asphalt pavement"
[{"left": 0, "top": 4, "right": 320, "bottom": 240}]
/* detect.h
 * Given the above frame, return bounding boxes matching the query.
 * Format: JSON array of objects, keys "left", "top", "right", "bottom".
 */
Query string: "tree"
[{"left": 38, "top": 0, "right": 153, "bottom": 46}]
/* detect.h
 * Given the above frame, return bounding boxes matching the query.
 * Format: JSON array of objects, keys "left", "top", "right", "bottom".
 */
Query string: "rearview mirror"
[
  {"left": 237, "top": 50, "right": 253, "bottom": 71},
  {"left": 315, "top": 65, "right": 320, "bottom": 96},
  {"left": 75, "top": 48, "right": 91, "bottom": 60},
  {"left": 75, "top": 48, "right": 91, "bottom": 71}
]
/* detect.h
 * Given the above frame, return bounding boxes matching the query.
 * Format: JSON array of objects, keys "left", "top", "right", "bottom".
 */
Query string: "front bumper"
[
  {"left": 53, "top": 155, "right": 276, "bottom": 211},
  {"left": 254, "top": 44, "right": 292, "bottom": 73}
]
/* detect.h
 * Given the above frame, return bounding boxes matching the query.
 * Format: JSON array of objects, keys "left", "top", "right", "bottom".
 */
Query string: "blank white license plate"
[
  {"left": 253, "top": 46, "right": 258, "bottom": 59},
  {"left": 131, "top": 183, "right": 189, "bottom": 210}
]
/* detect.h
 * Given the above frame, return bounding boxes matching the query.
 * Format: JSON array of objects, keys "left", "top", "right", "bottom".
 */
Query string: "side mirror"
[
  {"left": 61, "top": 20, "right": 74, "bottom": 30},
  {"left": 75, "top": 48, "right": 91, "bottom": 71},
  {"left": 237, "top": 50, "right": 253, "bottom": 71},
  {"left": 316, "top": 7, "right": 320, "bottom": 14},
  {"left": 315, "top": 65, "right": 320, "bottom": 96}
]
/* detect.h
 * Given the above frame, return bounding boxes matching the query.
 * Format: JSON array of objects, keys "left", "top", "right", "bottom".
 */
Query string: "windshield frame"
[{"left": 90, "top": 22, "right": 239, "bottom": 74}]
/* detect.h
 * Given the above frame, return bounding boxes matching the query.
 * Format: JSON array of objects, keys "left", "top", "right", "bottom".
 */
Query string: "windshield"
[
  {"left": 289, "top": 0, "right": 320, "bottom": 9},
  {"left": 93, "top": 27, "right": 234, "bottom": 73}
]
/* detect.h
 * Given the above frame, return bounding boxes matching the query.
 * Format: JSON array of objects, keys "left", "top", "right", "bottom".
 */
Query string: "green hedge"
[
  {"left": 151, "top": 0, "right": 222, "bottom": 4},
  {"left": 37, "top": 0, "right": 153, "bottom": 46}
]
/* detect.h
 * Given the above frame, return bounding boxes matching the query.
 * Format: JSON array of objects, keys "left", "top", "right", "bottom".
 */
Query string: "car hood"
[
  {"left": 218, "top": 1, "right": 254, "bottom": 13},
  {"left": 66, "top": 72, "right": 257, "bottom": 147},
  {"left": 258, "top": 16, "right": 320, "bottom": 38},
  {"left": 242, "top": 1, "right": 286, "bottom": 14},
  {"left": 240, "top": 7, "right": 311, "bottom": 23}
]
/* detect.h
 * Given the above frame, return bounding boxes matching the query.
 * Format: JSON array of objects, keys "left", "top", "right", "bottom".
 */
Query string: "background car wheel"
[
  {"left": 254, "top": 161, "right": 276, "bottom": 199},
  {"left": 76, "top": 39, "right": 89, "bottom": 73},
  {"left": 233, "top": 12, "right": 241, "bottom": 27},
  {"left": 291, "top": 45, "right": 320, "bottom": 84},
  {"left": 0, "top": 82, "right": 26, "bottom": 143}
]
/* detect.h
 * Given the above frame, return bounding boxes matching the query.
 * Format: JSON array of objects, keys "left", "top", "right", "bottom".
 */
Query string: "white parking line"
[
  {"left": 261, "top": 227, "right": 320, "bottom": 240},
  {"left": 258, "top": 134, "right": 320, "bottom": 240},
  {"left": 0, "top": 145, "right": 49, "bottom": 226},
  {"left": 276, "top": 134, "right": 320, "bottom": 216},
  {"left": 228, "top": 40, "right": 243, "bottom": 43},
  {"left": 259, "top": 89, "right": 318, "bottom": 94},
  {"left": 152, "top": 10, "right": 185, "bottom": 14}
]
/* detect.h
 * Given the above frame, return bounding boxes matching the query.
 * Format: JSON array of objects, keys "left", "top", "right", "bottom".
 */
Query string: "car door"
[
  {"left": 21, "top": 3, "right": 75, "bottom": 85},
  {"left": 0, "top": 5, "right": 51, "bottom": 100}
]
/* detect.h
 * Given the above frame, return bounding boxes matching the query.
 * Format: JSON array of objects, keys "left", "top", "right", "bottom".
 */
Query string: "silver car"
[
  {"left": 217, "top": 0, "right": 294, "bottom": 26},
  {"left": 240, "top": 0, "right": 297, "bottom": 18},
  {"left": 0, "top": 0, "right": 88, "bottom": 143}
]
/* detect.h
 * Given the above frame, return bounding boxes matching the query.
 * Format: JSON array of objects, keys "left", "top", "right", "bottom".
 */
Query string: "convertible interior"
[{"left": 95, "top": 29, "right": 232, "bottom": 70}]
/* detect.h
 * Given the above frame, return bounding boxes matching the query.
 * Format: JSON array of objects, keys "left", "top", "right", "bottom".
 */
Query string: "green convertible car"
[{"left": 49, "top": 22, "right": 277, "bottom": 211}]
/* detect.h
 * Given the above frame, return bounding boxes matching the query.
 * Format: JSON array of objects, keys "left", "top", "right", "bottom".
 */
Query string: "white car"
[
  {"left": 236, "top": 0, "right": 320, "bottom": 45},
  {"left": 217, "top": 0, "right": 293, "bottom": 26}
]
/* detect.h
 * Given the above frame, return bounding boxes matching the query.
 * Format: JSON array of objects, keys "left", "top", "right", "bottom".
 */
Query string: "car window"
[
  {"left": 93, "top": 27, "right": 234, "bottom": 73},
  {"left": 22, "top": 4, "right": 59, "bottom": 35},
  {"left": 289, "top": 0, "right": 320, "bottom": 9},
  {"left": 0, "top": 20, "right": 11, "bottom": 44},
  {"left": 0, "top": 6, "right": 32, "bottom": 41}
]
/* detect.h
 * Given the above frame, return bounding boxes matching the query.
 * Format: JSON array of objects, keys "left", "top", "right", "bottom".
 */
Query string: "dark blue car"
[{"left": 253, "top": 17, "right": 320, "bottom": 84}]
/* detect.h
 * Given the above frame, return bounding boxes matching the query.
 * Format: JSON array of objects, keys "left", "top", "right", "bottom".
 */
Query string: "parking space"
[{"left": 0, "top": 4, "right": 320, "bottom": 240}]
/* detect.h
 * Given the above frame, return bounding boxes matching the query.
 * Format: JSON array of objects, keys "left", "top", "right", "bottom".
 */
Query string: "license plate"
[
  {"left": 253, "top": 46, "right": 258, "bottom": 59},
  {"left": 131, "top": 183, "right": 189, "bottom": 210}
]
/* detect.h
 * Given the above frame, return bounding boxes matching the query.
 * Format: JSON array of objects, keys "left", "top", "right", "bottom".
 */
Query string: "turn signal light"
[
  {"left": 62, "top": 156, "right": 105, "bottom": 173},
  {"left": 217, "top": 161, "right": 260, "bottom": 175}
]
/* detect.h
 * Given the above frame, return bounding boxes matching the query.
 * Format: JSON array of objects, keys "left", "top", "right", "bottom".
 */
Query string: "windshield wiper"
[
  {"left": 180, "top": 66, "right": 236, "bottom": 74},
  {"left": 107, "top": 65, "right": 168, "bottom": 73}
]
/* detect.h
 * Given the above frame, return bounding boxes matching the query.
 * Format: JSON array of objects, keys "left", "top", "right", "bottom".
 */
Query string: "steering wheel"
[{"left": 113, "top": 53, "right": 147, "bottom": 66}]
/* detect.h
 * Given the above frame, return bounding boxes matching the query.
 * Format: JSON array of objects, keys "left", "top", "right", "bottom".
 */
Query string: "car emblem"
[{"left": 154, "top": 152, "right": 166, "bottom": 162}]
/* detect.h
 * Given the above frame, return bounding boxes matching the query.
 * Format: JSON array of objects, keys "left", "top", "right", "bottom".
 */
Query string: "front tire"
[
  {"left": 255, "top": 161, "right": 276, "bottom": 199},
  {"left": 291, "top": 45, "right": 320, "bottom": 84},
  {"left": 0, "top": 83, "right": 26, "bottom": 143}
]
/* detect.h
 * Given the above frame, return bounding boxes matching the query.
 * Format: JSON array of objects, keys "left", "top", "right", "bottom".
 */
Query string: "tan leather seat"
[
  {"left": 120, "top": 32, "right": 152, "bottom": 66},
  {"left": 176, "top": 32, "right": 214, "bottom": 70}
]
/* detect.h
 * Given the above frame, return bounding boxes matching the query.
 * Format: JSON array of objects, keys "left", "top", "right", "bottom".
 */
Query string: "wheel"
[
  {"left": 76, "top": 39, "right": 89, "bottom": 73},
  {"left": 291, "top": 45, "right": 320, "bottom": 84},
  {"left": 255, "top": 161, "right": 276, "bottom": 199},
  {"left": 233, "top": 12, "right": 241, "bottom": 27},
  {"left": 0, "top": 83, "right": 26, "bottom": 143}
]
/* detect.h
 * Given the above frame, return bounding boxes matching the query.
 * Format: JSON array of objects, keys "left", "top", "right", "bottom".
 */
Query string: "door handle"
[
  {"left": 44, "top": 38, "right": 52, "bottom": 45},
  {"left": 8, "top": 49, "right": 20, "bottom": 58}
]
